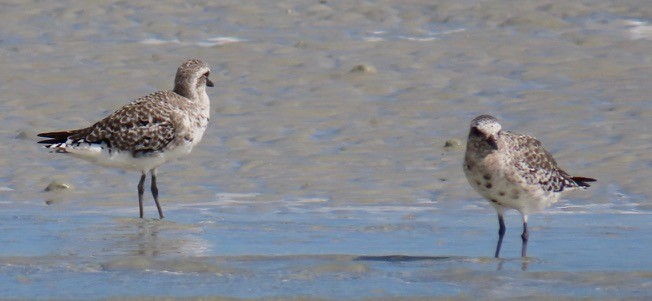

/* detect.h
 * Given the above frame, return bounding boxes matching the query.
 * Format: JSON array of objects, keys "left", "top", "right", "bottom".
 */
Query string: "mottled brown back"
[
  {"left": 39, "top": 91, "right": 185, "bottom": 154},
  {"left": 503, "top": 131, "right": 595, "bottom": 192}
]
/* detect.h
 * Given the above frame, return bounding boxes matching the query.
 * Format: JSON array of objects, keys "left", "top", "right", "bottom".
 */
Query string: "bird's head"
[{"left": 469, "top": 115, "right": 501, "bottom": 150}]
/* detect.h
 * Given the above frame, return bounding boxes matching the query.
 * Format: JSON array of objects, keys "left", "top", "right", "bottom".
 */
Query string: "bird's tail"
[
  {"left": 37, "top": 128, "right": 94, "bottom": 154},
  {"left": 571, "top": 176, "right": 597, "bottom": 188},
  {"left": 38, "top": 128, "right": 92, "bottom": 146},
  {"left": 37, "top": 130, "right": 76, "bottom": 145}
]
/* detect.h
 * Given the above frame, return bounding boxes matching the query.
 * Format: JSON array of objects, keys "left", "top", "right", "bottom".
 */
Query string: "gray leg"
[
  {"left": 495, "top": 213, "right": 506, "bottom": 258},
  {"left": 138, "top": 172, "right": 146, "bottom": 218},
  {"left": 521, "top": 216, "right": 529, "bottom": 257},
  {"left": 151, "top": 169, "right": 164, "bottom": 219}
]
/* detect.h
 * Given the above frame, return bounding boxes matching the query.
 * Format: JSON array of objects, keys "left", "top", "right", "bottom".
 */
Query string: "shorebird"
[
  {"left": 38, "top": 59, "right": 213, "bottom": 219},
  {"left": 463, "top": 115, "right": 595, "bottom": 258}
]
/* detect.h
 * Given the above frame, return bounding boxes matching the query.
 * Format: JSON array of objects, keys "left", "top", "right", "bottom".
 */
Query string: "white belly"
[
  {"left": 50, "top": 140, "right": 196, "bottom": 172},
  {"left": 464, "top": 162, "right": 560, "bottom": 215}
]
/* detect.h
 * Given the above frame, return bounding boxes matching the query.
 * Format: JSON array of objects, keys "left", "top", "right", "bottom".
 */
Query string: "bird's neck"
[
  {"left": 172, "top": 82, "right": 210, "bottom": 121},
  {"left": 173, "top": 83, "right": 195, "bottom": 100},
  {"left": 196, "top": 86, "right": 210, "bottom": 114}
]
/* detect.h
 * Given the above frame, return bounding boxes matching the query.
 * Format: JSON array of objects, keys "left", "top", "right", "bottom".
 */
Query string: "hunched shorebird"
[
  {"left": 463, "top": 115, "right": 595, "bottom": 258},
  {"left": 38, "top": 59, "right": 213, "bottom": 219}
]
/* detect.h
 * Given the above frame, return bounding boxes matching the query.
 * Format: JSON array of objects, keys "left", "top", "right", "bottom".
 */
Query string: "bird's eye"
[
  {"left": 470, "top": 127, "right": 482, "bottom": 136},
  {"left": 203, "top": 72, "right": 210, "bottom": 77}
]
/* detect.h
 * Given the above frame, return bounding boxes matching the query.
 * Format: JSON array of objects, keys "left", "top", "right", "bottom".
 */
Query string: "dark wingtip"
[
  {"left": 37, "top": 130, "right": 74, "bottom": 144},
  {"left": 572, "top": 176, "right": 597, "bottom": 188}
]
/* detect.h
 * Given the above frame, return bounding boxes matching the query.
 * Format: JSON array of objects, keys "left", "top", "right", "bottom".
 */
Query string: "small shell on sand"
[
  {"left": 444, "top": 138, "right": 463, "bottom": 150},
  {"left": 45, "top": 180, "right": 74, "bottom": 192},
  {"left": 349, "top": 64, "right": 377, "bottom": 74}
]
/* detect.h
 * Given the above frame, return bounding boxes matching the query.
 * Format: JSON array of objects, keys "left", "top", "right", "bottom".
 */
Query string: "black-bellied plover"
[
  {"left": 463, "top": 115, "right": 595, "bottom": 258},
  {"left": 38, "top": 59, "right": 213, "bottom": 219}
]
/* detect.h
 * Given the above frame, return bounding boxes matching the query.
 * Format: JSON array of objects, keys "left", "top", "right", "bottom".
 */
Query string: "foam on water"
[
  {"left": 624, "top": 19, "right": 652, "bottom": 40},
  {"left": 361, "top": 27, "right": 466, "bottom": 42},
  {"left": 140, "top": 36, "right": 246, "bottom": 47}
]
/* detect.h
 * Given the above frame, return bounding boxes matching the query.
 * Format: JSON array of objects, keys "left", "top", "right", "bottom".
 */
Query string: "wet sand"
[{"left": 1, "top": 0, "right": 652, "bottom": 299}]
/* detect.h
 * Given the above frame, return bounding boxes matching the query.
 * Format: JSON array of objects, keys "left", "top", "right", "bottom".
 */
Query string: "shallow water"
[{"left": 2, "top": 0, "right": 652, "bottom": 299}]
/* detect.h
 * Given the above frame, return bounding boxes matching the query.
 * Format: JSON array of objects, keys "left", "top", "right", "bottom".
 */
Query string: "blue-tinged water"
[{"left": 1, "top": 195, "right": 652, "bottom": 299}]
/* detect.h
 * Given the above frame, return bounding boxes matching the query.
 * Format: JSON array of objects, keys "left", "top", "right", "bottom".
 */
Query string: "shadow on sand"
[{"left": 354, "top": 255, "right": 459, "bottom": 262}]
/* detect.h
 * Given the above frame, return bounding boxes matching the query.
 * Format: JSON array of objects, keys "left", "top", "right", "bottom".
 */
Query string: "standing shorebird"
[
  {"left": 463, "top": 115, "right": 595, "bottom": 258},
  {"left": 38, "top": 59, "right": 213, "bottom": 219}
]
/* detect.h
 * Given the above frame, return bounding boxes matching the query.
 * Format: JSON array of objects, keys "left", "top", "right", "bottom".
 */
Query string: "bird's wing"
[
  {"left": 83, "top": 91, "right": 181, "bottom": 153},
  {"left": 506, "top": 132, "right": 585, "bottom": 192}
]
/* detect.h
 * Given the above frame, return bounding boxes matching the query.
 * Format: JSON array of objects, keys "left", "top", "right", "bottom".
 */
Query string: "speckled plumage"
[
  {"left": 463, "top": 115, "right": 595, "bottom": 258},
  {"left": 38, "top": 59, "right": 214, "bottom": 219}
]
